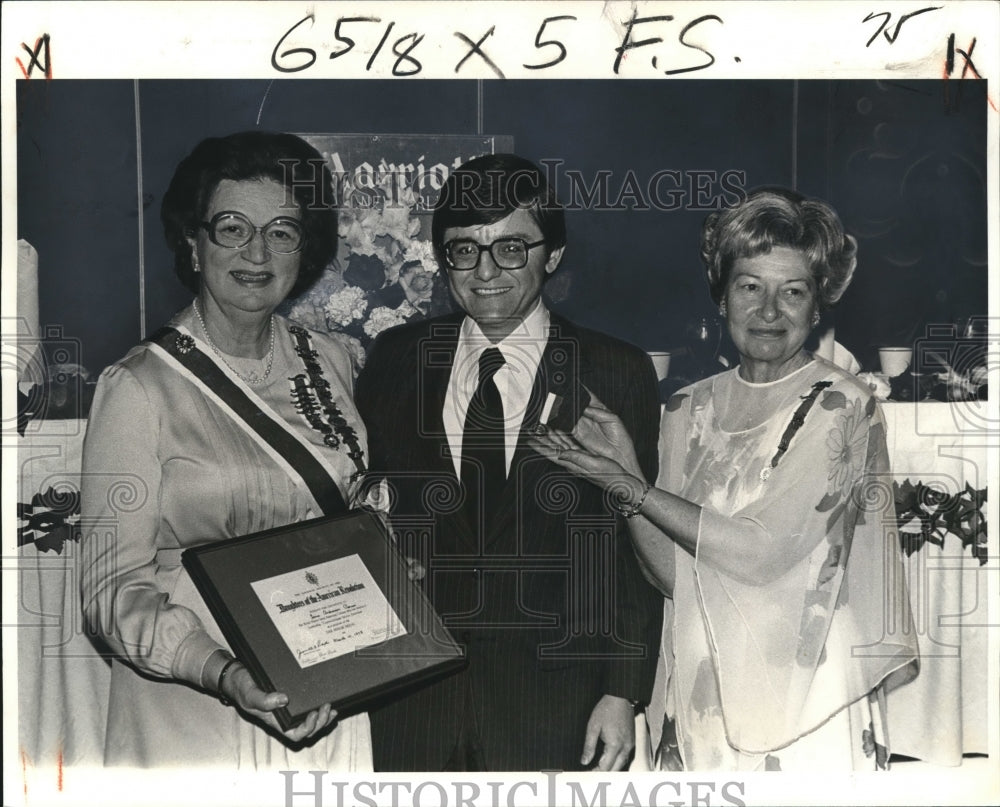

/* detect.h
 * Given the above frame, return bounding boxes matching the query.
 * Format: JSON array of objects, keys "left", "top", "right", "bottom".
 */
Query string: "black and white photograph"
[{"left": 3, "top": 2, "right": 998, "bottom": 806}]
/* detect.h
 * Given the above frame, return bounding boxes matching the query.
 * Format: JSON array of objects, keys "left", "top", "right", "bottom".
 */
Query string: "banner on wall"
[{"left": 283, "top": 134, "right": 513, "bottom": 362}]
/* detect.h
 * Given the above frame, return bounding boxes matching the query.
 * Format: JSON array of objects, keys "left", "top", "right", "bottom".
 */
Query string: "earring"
[
  {"left": 719, "top": 299, "right": 728, "bottom": 317},
  {"left": 192, "top": 253, "right": 200, "bottom": 273},
  {"left": 812, "top": 310, "right": 821, "bottom": 327}
]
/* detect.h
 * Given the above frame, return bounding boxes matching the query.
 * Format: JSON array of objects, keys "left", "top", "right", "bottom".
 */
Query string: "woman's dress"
[
  {"left": 653, "top": 358, "right": 918, "bottom": 771},
  {"left": 81, "top": 307, "right": 373, "bottom": 769}
]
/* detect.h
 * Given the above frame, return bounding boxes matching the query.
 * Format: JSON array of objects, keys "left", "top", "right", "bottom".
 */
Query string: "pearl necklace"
[{"left": 193, "top": 300, "right": 275, "bottom": 386}]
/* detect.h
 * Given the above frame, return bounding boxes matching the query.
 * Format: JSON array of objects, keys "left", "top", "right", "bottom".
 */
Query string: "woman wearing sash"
[
  {"left": 81, "top": 131, "right": 372, "bottom": 768},
  {"left": 533, "top": 188, "right": 918, "bottom": 771}
]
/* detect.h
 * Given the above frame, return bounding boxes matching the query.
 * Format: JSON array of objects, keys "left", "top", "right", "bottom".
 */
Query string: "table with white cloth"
[
  {"left": 881, "top": 400, "right": 992, "bottom": 767},
  {"left": 13, "top": 418, "right": 110, "bottom": 770}
]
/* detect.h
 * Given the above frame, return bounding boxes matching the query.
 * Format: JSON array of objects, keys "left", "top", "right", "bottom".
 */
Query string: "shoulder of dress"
[
  {"left": 278, "top": 313, "right": 334, "bottom": 342},
  {"left": 664, "top": 376, "right": 714, "bottom": 415},
  {"left": 686, "top": 373, "right": 722, "bottom": 397},
  {"left": 809, "top": 359, "right": 879, "bottom": 409},
  {"left": 99, "top": 341, "right": 160, "bottom": 382},
  {"left": 281, "top": 316, "right": 364, "bottom": 365},
  {"left": 88, "top": 346, "right": 163, "bottom": 419}
]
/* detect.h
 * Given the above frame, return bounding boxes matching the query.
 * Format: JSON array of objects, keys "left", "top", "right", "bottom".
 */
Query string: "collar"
[{"left": 459, "top": 299, "right": 551, "bottom": 359}]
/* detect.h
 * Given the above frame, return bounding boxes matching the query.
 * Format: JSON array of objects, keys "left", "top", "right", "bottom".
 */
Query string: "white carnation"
[
  {"left": 285, "top": 299, "right": 325, "bottom": 332},
  {"left": 325, "top": 286, "right": 368, "bottom": 326},
  {"left": 403, "top": 239, "right": 439, "bottom": 273},
  {"left": 363, "top": 305, "right": 413, "bottom": 339}
]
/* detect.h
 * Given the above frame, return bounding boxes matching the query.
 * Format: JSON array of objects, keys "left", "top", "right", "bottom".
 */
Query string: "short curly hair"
[
  {"left": 161, "top": 131, "right": 337, "bottom": 297},
  {"left": 700, "top": 187, "right": 857, "bottom": 309}
]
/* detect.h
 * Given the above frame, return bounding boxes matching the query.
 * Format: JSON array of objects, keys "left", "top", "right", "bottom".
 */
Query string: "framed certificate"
[{"left": 182, "top": 510, "right": 464, "bottom": 730}]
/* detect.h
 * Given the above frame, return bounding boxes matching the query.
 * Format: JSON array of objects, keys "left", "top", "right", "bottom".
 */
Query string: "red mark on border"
[
  {"left": 16, "top": 34, "right": 52, "bottom": 79},
  {"left": 944, "top": 34, "right": 997, "bottom": 112},
  {"left": 21, "top": 748, "right": 29, "bottom": 797}
]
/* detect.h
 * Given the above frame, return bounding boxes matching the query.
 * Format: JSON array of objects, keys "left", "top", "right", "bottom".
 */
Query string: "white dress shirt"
[{"left": 442, "top": 301, "right": 550, "bottom": 478}]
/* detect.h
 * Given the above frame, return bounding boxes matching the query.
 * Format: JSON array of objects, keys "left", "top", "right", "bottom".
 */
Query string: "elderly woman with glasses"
[
  {"left": 533, "top": 187, "right": 918, "bottom": 771},
  {"left": 81, "top": 131, "right": 372, "bottom": 769}
]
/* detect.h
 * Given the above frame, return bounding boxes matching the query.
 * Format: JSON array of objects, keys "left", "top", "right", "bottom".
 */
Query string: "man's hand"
[
  {"left": 405, "top": 556, "right": 426, "bottom": 581},
  {"left": 580, "top": 694, "right": 635, "bottom": 771}
]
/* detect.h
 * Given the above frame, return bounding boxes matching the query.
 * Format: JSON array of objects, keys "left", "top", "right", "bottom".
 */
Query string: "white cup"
[
  {"left": 648, "top": 351, "right": 672, "bottom": 382},
  {"left": 879, "top": 347, "right": 913, "bottom": 377}
]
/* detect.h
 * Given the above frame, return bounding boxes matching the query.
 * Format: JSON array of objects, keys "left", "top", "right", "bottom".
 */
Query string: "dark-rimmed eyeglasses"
[
  {"left": 199, "top": 211, "right": 303, "bottom": 254},
  {"left": 443, "top": 238, "right": 546, "bottom": 271}
]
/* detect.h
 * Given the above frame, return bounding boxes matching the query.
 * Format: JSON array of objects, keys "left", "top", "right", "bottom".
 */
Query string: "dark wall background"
[{"left": 16, "top": 79, "right": 988, "bottom": 376}]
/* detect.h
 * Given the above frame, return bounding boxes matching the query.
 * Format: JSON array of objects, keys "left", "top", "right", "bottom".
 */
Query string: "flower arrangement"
[
  {"left": 857, "top": 359, "right": 988, "bottom": 403},
  {"left": 883, "top": 364, "right": 989, "bottom": 403},
  {"left": 18, "top": 485, "right": 81, "bottom": 554},
  {"left": 894, "top": 479, "right": 988, "bottom": 564},
  {"left": 857, "top": 321, "right": 989, "bottom": 403},
  {"left": 283, "top": 172, "right": 452, "bottom": 369}
]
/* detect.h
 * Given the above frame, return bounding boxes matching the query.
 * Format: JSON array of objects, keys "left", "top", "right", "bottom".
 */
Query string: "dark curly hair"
[
  {"left": 430, "top": 153, "right": 566, "bottom": 268},
  {"left": 161, "top": 131, "right": 337, "bottom": 297},
  {"left": 700, "top": 187, "right": 857, "bottom": 310}
]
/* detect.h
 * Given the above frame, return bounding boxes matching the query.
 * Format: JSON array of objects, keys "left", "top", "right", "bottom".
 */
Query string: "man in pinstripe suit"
[{"left": 356, "top": 154, "right": 662, "bottom": 771}]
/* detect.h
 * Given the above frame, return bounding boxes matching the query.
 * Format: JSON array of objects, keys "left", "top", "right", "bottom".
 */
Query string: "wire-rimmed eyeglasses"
[
  {"left": 443, "top": 237, "right": 546, "bottom": 271},
  {"left": 199, "top": 211, "right": 304, "bottom": 254}
]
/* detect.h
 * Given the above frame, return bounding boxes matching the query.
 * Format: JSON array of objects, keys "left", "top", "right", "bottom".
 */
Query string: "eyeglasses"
[
  {"left": 443, "top": 237, "right": 546, "bottom": 271},
  {"left": 199, "top": 211, "right": 304, "bottom": 254}
]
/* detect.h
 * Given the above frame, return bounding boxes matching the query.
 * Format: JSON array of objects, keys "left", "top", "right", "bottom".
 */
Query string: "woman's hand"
[
  {"left": 572, "top": 396, "right": 645, "bottom": 479},
  {"left": 530, "top": 426, "right": 629, "bottom": 489},
  {"left": 221, "top": 662, "right": 338, "bottom": 743},
  {"left": 530, "top": 394, "right": 646, "bottom": 491}
]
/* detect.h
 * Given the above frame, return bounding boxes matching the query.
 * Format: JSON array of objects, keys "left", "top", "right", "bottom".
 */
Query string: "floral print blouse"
[{"left": 652, "top": 358, "right": 918, "bottom": 771}]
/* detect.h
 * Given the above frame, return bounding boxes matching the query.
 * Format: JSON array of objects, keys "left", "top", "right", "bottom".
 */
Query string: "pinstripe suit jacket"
[{"left": 355, "top": 311, "right": 662, "bottom": 771}]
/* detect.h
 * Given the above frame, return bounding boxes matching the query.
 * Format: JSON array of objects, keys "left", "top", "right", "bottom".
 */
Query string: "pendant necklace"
[{"left": 288, "top": 325, "right": 367, "bottom": 481}]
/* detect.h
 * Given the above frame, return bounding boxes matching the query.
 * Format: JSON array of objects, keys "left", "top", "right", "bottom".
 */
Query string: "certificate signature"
[{"left": 251, "top": 553, "right": 407, "bottom": 669}]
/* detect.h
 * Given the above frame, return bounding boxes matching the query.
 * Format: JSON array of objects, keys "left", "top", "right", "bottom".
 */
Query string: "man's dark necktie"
[{"left": 460, "top": 347, "right": 506, "bottom": 527}]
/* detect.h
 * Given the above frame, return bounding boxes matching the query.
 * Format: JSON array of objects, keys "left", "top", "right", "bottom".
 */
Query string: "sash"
[{"left": 145, "top": 325, "right": 348, "bottom": 516}]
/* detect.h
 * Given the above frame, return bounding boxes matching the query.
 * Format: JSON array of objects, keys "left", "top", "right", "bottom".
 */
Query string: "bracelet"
[
  {"left": 614, "top": 479, "right": 651, "bottom": 519},
  {"left": 216, "top": 657, "right": 241, "bottom": 707}
]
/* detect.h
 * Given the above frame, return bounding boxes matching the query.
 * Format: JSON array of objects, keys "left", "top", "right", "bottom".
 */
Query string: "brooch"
[
  {"left": 759, "top": 466, "right": 772, "bottom": 482},
  {"left": 175, "top": 334, "right": 195, "bottom": 355}
]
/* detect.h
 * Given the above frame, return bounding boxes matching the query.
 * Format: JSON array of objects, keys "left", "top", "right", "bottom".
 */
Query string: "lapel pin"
[{"left": 539, "top": 392, "right": 561, "bottom": 428}]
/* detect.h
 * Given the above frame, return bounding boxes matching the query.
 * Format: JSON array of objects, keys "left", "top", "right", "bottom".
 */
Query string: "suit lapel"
[
  {"left": 487, "top": 315, "right": 592, "bottom": 547},
  {"left": 419, "top": 315, "right": 483, "bottom": 548},
  {"left": 418, "top": 318, "right": 461, "bottom": 478}
]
